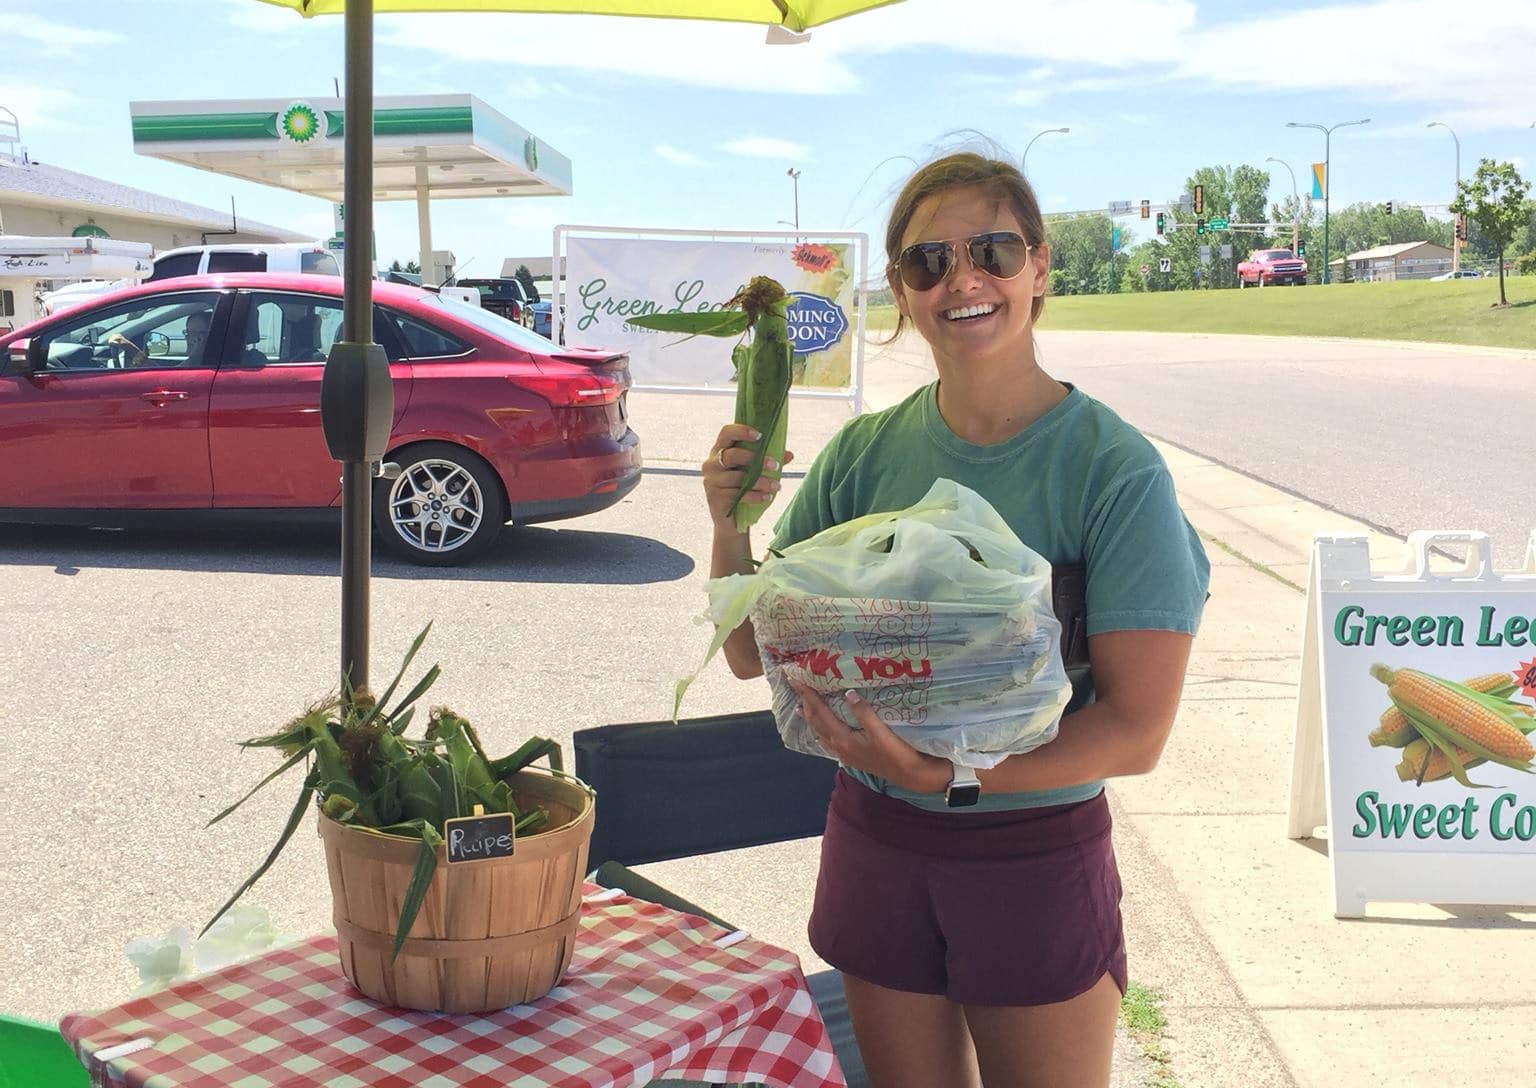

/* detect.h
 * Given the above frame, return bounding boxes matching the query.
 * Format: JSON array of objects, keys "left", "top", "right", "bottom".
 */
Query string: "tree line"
[{"left": 1041, "top": 160, "right": 1535, "bottom": 295}]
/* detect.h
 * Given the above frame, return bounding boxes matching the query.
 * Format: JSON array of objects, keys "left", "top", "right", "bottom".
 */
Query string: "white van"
[{"left": 145, "top": 241, "right": 340, "bottom": 282}]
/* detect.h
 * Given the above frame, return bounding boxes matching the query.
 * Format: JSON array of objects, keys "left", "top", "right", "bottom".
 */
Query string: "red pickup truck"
[{"left": 1237, "top": 248, "right": 1309, "bottom": 287}]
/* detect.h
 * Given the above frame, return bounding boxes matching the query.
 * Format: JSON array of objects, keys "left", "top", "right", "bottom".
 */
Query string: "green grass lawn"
[{"left": 863, "top": 277, "right": 1536, "bottom": 350}]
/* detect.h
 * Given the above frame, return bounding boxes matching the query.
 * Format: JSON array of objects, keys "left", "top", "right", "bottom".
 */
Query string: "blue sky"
[{"left": 3, "top": 0, "right": 1534, "bottom": 273}]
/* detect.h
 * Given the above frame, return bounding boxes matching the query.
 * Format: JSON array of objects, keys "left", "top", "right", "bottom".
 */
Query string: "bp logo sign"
[
  {"left": 785, "top": 292, "right": 847, "bottom": 357},
  {"left": 279, "top": 102, "right": 326, "bottom": 144}
]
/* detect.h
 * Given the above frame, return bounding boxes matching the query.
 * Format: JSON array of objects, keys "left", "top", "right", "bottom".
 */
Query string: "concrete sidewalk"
[
  {"left": 845, "top": 331, "right": 1536, "bottom": 1088},
  {"left": 1116, "top": 442, "right": 1536, "bottom": 1088}
]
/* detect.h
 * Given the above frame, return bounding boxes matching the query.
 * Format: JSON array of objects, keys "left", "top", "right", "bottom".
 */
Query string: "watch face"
[{"left": 945, "top": 782, "right": 981, "bottom": 808}]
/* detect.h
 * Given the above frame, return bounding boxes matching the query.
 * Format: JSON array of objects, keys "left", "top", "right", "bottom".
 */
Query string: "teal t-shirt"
[{"left": 767, "top": 381, "right": 1210, "bottom": 812}]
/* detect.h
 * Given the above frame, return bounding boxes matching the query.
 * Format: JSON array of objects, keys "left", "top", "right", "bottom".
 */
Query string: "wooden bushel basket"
[{"left": 317, "top": 767, "right": 595, "bottom": 1014}]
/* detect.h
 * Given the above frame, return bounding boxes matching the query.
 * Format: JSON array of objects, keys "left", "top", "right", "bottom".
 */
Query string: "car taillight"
[{"left": 516, "top": 371, "right": 624, "bottom": 407}]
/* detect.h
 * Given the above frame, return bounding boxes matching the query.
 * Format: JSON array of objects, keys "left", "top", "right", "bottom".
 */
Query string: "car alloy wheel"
[{"left": 373, "top": 444, "right": 507, "bottom": 565}]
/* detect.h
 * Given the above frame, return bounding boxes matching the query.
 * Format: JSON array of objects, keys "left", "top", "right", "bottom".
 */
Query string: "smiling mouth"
[{"left": 944, "top": 303, "right": 998, "bottom": 321}]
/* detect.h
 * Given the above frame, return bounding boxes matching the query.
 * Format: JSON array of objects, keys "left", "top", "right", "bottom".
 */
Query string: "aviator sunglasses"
[{"left": 896, "top": 231, "right": 1034, "bottom": 292}]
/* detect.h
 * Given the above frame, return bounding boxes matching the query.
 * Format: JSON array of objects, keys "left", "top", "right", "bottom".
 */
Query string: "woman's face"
[{"left": 889, "top": 184, "right": 1049, "bottom": 367}]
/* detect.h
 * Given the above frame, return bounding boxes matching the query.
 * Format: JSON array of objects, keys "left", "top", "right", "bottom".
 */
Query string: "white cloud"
[
  {"left": 0, "top": 82, "right": 90, "bottom": 134},
  {"left": 656, "top": 144, "right": 707, "bottom": 167},
  {"left": 347, "top": 0, "right": 1534, "bottom": 130},
  {"left": 3, "top": 14, "right": 125, "bottom": 56},
  {"left": 719, "top": 137, "right": 809, "bottom": 159},
  {"left": 1167, "top": 1, "right": 1536, "bottom": 127},
  {"left": 376, "top": 13, "right": 862, "bottom": 96},
  {"left": 224, "top": 0, "right": 306, "bottom": 33}
]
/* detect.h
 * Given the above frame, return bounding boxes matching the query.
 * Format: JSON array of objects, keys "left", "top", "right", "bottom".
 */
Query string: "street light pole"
[
  {"left": 1286, "top": 118, "right": 1371, "bottom": 284},
  {"left": 1265, "top": 156, "right": 1300, "bottom": 253},
  {"left": 1021, "top": 127, "right": 1069, "bottom": 176},
  {"left": 786, "top": 168, "right": 801, "bottom": 230},
  {"left": 1427, "top": 121, "right": 1461, "bottom": 275}
]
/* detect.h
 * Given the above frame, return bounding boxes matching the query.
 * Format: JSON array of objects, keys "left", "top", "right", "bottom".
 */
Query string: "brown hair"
[{"left": 883, "top": 152, "right": 1048, "bottom": 339}]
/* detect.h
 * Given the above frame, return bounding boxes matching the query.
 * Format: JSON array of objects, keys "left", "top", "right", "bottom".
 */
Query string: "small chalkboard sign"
[{"left": 444, "top": 808, "right": 516, "bottom": 864}]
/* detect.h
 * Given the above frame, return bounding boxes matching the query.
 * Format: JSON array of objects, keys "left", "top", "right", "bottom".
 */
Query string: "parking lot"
[{"left": 0, "top": 340, "right": 916, "bottom": 1023}]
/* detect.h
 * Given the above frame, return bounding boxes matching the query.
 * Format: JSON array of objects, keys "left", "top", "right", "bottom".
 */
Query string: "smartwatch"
[{"left": 944, "top": 760, "right": 981, "bottom": 808}]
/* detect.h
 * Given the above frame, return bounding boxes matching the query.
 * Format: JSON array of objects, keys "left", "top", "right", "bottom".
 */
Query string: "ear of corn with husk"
[
  {"left": 1368, "top": 672, "right": 1525, "bottom": 747},
  {"left": 1369, "top": 663, "right": 1536, "bottom": 788},
  {"left": 627, "top": 277, "right": 792, "bottom": 531},
  {"left": 205, "top": 624, "right": 559, "bottom": 958}
]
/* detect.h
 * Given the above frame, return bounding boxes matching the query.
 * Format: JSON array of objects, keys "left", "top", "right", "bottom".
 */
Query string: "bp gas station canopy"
[{"left": 129, "top": 94, "right": 571, "bottom": 272}]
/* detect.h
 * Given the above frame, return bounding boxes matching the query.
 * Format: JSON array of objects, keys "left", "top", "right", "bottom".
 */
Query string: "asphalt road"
[
  {"left": 1034, "top": 330, "right": 1536, "bottom": 572},
  {"left": 5, "top": 327, "right": 1531, "bottom": 1029}
]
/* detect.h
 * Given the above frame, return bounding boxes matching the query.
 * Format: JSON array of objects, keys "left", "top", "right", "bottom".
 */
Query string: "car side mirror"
[
  {"left": 8, "top": 339, "right": 37, "bottom": 376},
  {"left": 145, "top": 331, "right": 170, "bottom": 358}
]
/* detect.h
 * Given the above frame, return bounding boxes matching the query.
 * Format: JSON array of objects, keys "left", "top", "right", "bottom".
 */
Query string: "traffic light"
[
  {"left": 1193, "top": 185, "right": 1204, "bottom": 215},
  {"left": 1296, "top": 239, "right": 1307, "bottom": 258},
  {"left": 1140, "top": 199, "right": 1150, "bottom": 219},
  {"left": 1385, "top": 200, "right": 1395, "bottom": 215},
  {"left": 1455, "top": 214, "right": 1468, "bottom": 243},
  {"left": 1196, "top": 218, "right": 1206, "bottom": 235},
  {"left": 1156, "top": 211, "right": 1166, "bottom": 236}
]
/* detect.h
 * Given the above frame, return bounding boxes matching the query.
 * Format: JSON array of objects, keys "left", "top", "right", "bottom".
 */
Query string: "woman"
[{"left": 702, "top": 151, "right": 1209, "bottom": 1088}]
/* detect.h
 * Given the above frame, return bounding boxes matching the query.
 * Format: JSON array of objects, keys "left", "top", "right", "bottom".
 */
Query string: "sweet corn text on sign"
[{"left": 1289, "top": 531, "right": 1536, "bottom": 916}]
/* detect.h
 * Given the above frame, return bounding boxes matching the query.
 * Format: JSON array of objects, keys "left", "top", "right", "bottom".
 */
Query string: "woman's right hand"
[{"left": 703, "top": 423, "right": 790, "bottom": 532}]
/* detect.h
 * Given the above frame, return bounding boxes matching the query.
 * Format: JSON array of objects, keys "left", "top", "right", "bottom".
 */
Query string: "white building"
[
  {"left": 1330, "top": 241, "right": 1454, "bottom": 282},
  {"left": 0, "top": 141, "right": 307, "bottom": 252}
]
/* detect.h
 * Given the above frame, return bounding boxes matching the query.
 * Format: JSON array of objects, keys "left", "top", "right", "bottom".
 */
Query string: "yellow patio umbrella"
[{"left": 256, "top": 0, "right": 902, "bottom": 693}]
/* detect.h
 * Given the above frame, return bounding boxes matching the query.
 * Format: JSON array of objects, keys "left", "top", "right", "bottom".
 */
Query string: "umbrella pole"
[{"left": 331, "top": 0, "right": 383, "bottom": 695}]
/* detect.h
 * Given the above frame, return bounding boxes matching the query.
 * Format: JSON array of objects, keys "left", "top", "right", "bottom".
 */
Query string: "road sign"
[
  {"left": 1140, "top": 263, "right": 1150, "bottom": 274},
  {"left": 1199, "top": 245, "right": 1211, "bottom": 265},
  {"left": 1208, "top": 217, "right": 1229, "bottom": 230},
  {"left": 1108, "top": 200, "right": 1133, "bottom": 214},
  {"left": 1158, "top": 257, "right": 1172, "bottom": 273},
  {"left": 1220, "top": 243, "right": 1233, "bottom": 259}
]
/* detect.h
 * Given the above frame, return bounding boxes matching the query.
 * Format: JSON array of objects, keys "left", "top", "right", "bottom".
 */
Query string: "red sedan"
[{"left": 0, "top": 274, "right": 641, "bottom": 564}]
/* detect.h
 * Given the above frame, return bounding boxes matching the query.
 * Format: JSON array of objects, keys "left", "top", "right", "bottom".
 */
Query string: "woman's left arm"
[
  {"left": 790, "top": 628, "right": 1195, "bottom": 795},
  {"left": 973, "top": 628, "right": 1194, "bottom": 794}
]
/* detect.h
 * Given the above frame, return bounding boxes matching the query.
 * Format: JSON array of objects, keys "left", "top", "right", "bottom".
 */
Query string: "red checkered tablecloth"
[{"left": 60, "top": 885, "right": 845, "bottom": 1088}]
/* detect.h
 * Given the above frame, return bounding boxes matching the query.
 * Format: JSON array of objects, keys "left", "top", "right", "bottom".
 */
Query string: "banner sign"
[
  {"left": 1311, "top": 162, "right": 1326, "bottom": 200},
  {"left": 558, "top": 230, "right": 865, "bottom": 391},
  {"left": 1288, "top": 531, "right": 1536, "bottom": 916}
]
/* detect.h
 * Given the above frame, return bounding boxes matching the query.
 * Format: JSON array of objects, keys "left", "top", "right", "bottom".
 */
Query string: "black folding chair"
[{"left": 572, "top": 709, "right": 863, "bottom": 1088}]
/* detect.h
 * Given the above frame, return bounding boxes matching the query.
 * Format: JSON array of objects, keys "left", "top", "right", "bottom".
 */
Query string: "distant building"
[
  {"left": 0, "top": 148, "right": 308, "bottom": 251},
  {"left": 501, "top": 256, "right": 564, "bottom": 281},
  {"left": 1329, "top": 241, "right": 1454, "bottom": 282}
]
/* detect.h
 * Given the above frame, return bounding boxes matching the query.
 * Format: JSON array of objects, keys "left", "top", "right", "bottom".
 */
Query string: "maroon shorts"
[{"left": 807, "top": 771, "right": 1127, "bottom": 1007}]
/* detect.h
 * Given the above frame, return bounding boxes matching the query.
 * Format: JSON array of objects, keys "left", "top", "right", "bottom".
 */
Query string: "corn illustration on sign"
[{"left": 1290, "top": 532, "right": 1536, "bottom": 917}]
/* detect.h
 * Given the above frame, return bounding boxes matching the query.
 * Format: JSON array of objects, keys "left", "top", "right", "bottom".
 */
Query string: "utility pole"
[
  {"left": 1022, "top": 127, "right": 1069, "bottom": 176},
  {"left": 1265, "top": 156, "right": 1301, "bottom": 255},
  {"left": 1427, "top": 122, "right": 1461, "bottom": 275},
  {"left": 1286, "top": 118, "right": 1371, "bottom": 283},
  {"left": 786, "top": 167, "right": 801, "bottom": 230}
]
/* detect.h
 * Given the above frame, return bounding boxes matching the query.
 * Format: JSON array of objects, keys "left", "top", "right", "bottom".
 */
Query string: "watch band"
[{"left": 944, "top": 760, "right": 981, "bottom": 808}]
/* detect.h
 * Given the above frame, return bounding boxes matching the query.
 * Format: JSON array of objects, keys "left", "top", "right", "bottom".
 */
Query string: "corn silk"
[{"left": 677, "top": 479, "right": 1072, "bottom": 769}]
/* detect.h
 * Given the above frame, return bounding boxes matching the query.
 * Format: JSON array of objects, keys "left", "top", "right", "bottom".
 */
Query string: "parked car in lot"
[
  {"left": 531, "top": 299, "right": 554, "bottom": 340},
  {"left": 0, "top": 274, "right": 641, "bottom": 564},
  {"left": 34, "top": 242, "right": 340, "bottom": 317},
  {"left": 1237, "top": 248, "right": 1309, "bottom": 287},
  {"left": 145, "top": 242, "right": 340, "bottom": 282},
  {"left": 450, "top": 277, "right": 536, "bottom": 328},
  {"left": 1429, "top": 269, "right": 1481, "bottom": 281}
]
